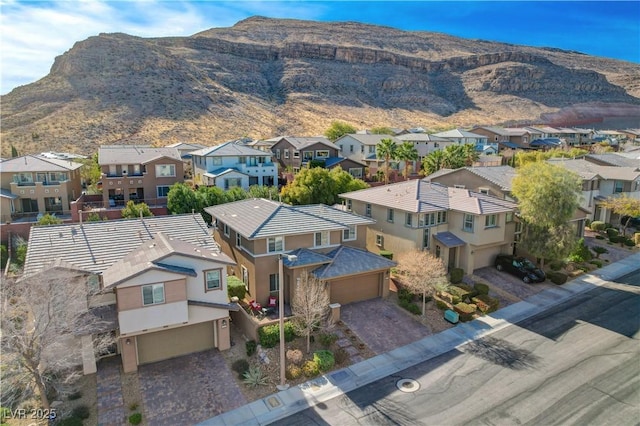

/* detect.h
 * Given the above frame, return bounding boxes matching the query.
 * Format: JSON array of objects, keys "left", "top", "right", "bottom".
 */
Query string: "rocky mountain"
[{"left": 2, "top": 16, "right": 640, "bottom": 156}]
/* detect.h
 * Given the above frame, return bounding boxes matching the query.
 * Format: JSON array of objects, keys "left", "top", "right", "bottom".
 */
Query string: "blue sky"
[{"left": 1, "top": 1, "right": 638, "bottom": 94}]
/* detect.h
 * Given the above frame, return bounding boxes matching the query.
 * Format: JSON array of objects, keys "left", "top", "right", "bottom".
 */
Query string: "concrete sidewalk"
[{"left": 199, "top": 253, "right": 640, "bottom": 426}]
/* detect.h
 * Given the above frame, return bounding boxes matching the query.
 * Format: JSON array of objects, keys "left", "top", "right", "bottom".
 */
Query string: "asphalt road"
[{"left": 276, "top": 271, "right": 640, "bottom": 426}]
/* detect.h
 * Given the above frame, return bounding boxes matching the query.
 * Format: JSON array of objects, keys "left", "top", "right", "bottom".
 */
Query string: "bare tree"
[
  {"left": 1, "top": 267, "right": 115, "bottom": 410},
  {"left": 395, "top": 250, "right": 448, "bottom": 315},
  {"left": 291, "top": 271, "right": 330, "bottom": 353}
]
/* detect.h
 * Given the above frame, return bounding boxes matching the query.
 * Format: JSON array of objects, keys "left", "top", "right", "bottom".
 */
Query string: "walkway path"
[{"left": 96, "top": 357, "right": 125, "bottom": 426}]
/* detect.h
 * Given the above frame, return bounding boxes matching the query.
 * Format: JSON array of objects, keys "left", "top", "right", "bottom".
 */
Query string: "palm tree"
[
  {"left": 442, "top": 145, "right": 465, "bottom": 169},
  {"left": 421, "top": 150, "right": 445, "bottom": 176},
  {"left": 395, "top": 142, "right": 419, "bottom": 180},
  {"left": 463, "top": 143, "right": 479, "bottom": 166},
  {"left": 376, "top": 138, "right": 398, "bottom": 184}
]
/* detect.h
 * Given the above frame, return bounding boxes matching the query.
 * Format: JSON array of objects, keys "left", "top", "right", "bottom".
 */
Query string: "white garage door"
[{"left": 137, "top": 321, "right": 215, "bottom": 365}]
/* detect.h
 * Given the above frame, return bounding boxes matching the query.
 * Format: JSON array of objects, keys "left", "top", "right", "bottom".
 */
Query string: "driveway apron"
[{"left": 97, "top": 357, "right": 125, "bottom": 426}]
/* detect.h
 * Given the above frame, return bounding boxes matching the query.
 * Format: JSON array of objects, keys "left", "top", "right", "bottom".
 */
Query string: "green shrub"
[
  {"left": 334, "top": 348, "right": 349, "bottom": 365},
  {"left": 609, "top": 235, "right": 625, "bottom": 244},
  {"left": 129, "top": 413, "right": 142, "bottom": 425},
  {"left": 71, "top": 405, "right": 90, "bottom": 420},
  {"left": 453, "top": 302, "right": 476, "bottom": 322},
  {"left": 243, "top": 365, "right": 269, "bottom": 387},
  {"left": 379, "top": 250, "right": 393, "bottom": 260},
  {"left": 590, "top": 221, "right": 605, "bottom": 232},
  {"left": 568, "top": 238, "right": 592, "bottom": 263},
  {"left": 397, "top": 287, "right": 414, "bottom": 303},
  {"left": 302, "top": 360, "right": 320, "bottom": 377},
  {"left": 472, "top": 294, "right": 500, "bottom": 313},
  {"left": 595, "top": 235, "right": 605, "bottom": 240},
  {"left": 318, "top": 332, "right": 338, "bottom": 348},
  {"left": 285, "top": 365, "right": 303, "bottom": 380},
  {"left": 258, "top": 322, "right": 296, "bottom": 348},
  {"left": 624, "top": 238, "right": 635, "bottom": 247},
  {"left": 473, "top": 282, "right": 490, "bottom": 295},
  {"left": 313, "top": 350, "right": 335, "bottom": 372},
  {"left": 435, "top": 299, "right": 449, "bottom": 310},
  {"left": 605, "top": 228, "right": 619, "bottom": 238},
  {"left": 245, "top": 340, "right": 257, "bottom": 357},
  {"left": 286, "top": 349, "right": 303, "bottom": 365},
  {"left": 589, "top": 260, "right": 603, "bottom": 268},
  {"left": 399, "top": 298, "right": 421, "bottom": 315},
  {"left": 449, "top": 268, "right": 464, "bottom": 284},
  {"left": 0, "top": 245, "right": 7, "bottom": 269},
  {"left": 449, "top": 285, "right": 472, "bottom": 302},
  {"left": 58, "top": 417, "right": 83, "bottom": 426},
  {"left": 67, "top": 390, "right": 82, "bottom": 400},
  {"left": 548, "top": 271, "right": 568, "bottom": 285},
  {"left": 591, "top": 246, "right": 608, "bottom": 258},
  {"left": 232, "top": 359, "right": 250, "bottom": 378},
  {"left": 227, "top": 276, "right": 246, "bottom": 301},
  {"left": 549, "top": 260, "right": 565, "bottom": 271}
]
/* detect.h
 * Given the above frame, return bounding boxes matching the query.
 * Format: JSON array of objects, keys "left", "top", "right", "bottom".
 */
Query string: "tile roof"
[
  {"left": 432, "top": 129, "right": 486, "bottom": 139},
  {"left": 337, "top": 134, "right": 401, "bottom": 146},
  {"left": 102, "top": 232, "right": 233, "bottom": 288},
  {"left": 585, "top": 154, "right": 640, "bottom": 168},
  {"left": 340, "top": 180, "right": 517, "bottom": 215},
  {"left": 24, "top": 214, "right": 221, "bottom": 276},
  {"left": 279, "top": 137, "right": 335, "bottom": 150},
  {"left": 396, "top": 133, "right": 451, "bottom": 142},
  {"left": 548, "top": 158, "right": 640, "bottom": 181},
  {"left": 98, "top": 146, "right": 181, "bottom": 165},
  {"left": 0, "top": 188, "right": 18, "bottom": 199},
  {"left": 205, "top": 199, "right": 375, "bottom": 239},
  {"left": 190, "top": 141, "right": 272, "bottom": 157},
  {"left": 0, "top": 155, "right": 83, "bottom": 172},
  {"left": 463, "top": 166, "right": 518, "bottom": 191},
  {"left": 203, "top": 168, "right": 249, "bottom": 178},
  {"left": 312, "top": 245, "right": 396, "bottom": 280},
  {"left": 165, "top": 142, "right": 207, "bottom": 150},
  {"left": 433, "top": 232, "right": 466, "bottom": 248},
  {"left": 283, "top": 248, "right": 332, "bottom": 267}
]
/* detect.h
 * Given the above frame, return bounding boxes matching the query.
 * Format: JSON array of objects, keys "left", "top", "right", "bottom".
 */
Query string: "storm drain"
[{"left": 396, "top": 378, "right": 420, "bottom": 393}]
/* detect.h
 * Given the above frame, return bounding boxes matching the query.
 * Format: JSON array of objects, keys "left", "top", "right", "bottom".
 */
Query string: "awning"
[{"left": 434, "top": 232, "right": 466, "bottom": 248}]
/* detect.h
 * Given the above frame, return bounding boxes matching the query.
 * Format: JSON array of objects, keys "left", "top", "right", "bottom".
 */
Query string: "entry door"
[{"left": 448, "top": 247, "right": 456, "bottom": 269}]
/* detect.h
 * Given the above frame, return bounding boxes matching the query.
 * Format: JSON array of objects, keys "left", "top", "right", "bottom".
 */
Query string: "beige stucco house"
[
  {"left": 340, "top": 180, "right": 519, "bottom": 274},
  {"left": 23, "top": 214, "right": 236, "bottom": 373},
  {"left": 205, "top": 198, "right": 395, "bottom": 306}
]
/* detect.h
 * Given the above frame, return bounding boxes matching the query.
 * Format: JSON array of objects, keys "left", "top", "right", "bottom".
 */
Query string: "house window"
[
  {"left": 315, "top": 231, "right": 329, "bottom": 247},
  {"left": 224, "top": 178, "right": 242, "bottom": 189},
  {"left": 350, "top": 145, "right": 354, "bottom": 153},
  {"left": 239, "top": 156, "right": 246, "bottom": 164},
  {"left": 419, "top": 213, "right": 436, "bottom": 227},
  {"left": 269, "top": 273, "right": 279, "bottom": 292},
  {"left": 316, "top": 150, "right": 330, "bottom": 159},
  {"left": 133, "top": 164, "right": 141, "bottom": 175},
  {"left": 485, "top": 214, "right": 498, "bottom": 228},
  {"left": 241, "top": 266, "right": 249, "bottom": 290},
  {"left": 205, "top": 269, "right": 221, "bottom": 291},
  {"left": 293, "top": 151, "right": 300, "bottom": 159},
  {"left": 155, "top": 164, "right": 176, "bottom": 177},
  {"left": 437, "top": 211, "right": 447, "bottom": 224},
  {"left": 365, "top": 203, "right": 372, "bottom": 217},
  {"left": 284, "top": 150, "right": 290, "bottom": 159},
  {"left": 376, "top": 234, "right": 384, "bottom": 247},
  {"left": 463, "top": 214, "right": 475, "bottom": 232},
  {"left": 361, "top": 146, "right": 365, "bottom": 154},
  {"left": 343, "top": 225, "right": 356, "bottom": 241},
  {"left": 346, "top": 199, "right": 352, "bottom": 211},
  {"left": 515, "top": 221, "right": 522, "bottom": 234},
  {"left": 454, "top": 184, "right": 465, "bottom": 189},
  {"left": 303, "top": 151, "right": 314, "bottom": 161},
  {"left": 435, "top": 245, "right": 441, "bottom": 258},
  {"left": 506, "top": 212, "right": 514, "bottom": 222},
  {"left": 211, "top": 157, "right": 222, "bottom": 166},
  {"left": 349, "top": 168, "right": 362, "bottom": 178},
  {"left": 87, "top": 275, "right": 100, "bottom": 293},
  {"left": 267, "top": 236, "right": 284, "bottom": 252},
  {"left": 142, "top": 284, "right": 164, "bottom": 306},
  {"left": 614, "top": 181, "right": 624, "bottom": 193},
  {"left": 223, "top": 223, "right": 229, "bottom": 237},
  {"left": 479, "top": 188, "right": 490, "bottom": 195},
  {"left": 157, "top": 185, "right": 170, "bottom": 198},
  {"left": 405, "top": 213, "right": 413, "bottom": 227},
  {"left": 236, "top": 232, "right": 242, "bottom": 248},
  {"left": 276, "top": 149, "right": 281, "bottom": 159},
  {"left": 387, "top": 208, "right": 394, "bottom": 223},
  {"left": 293, "top": 167, "right": 300, "bottom": 174},
  {"left": 422, "top": 228, "right": 430, "bottom": 249}
]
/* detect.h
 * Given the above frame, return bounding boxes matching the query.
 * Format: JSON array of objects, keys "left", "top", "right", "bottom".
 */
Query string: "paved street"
[{"left": 276, "top": 270, "right": 640, "bottom": 426}]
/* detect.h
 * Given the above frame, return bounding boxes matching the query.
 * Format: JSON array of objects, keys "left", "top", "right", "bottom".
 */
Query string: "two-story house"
[
  {"left": 191, "top": 142, "right": 277, "bottom": 189},
  {"left": 165, "top": 142, "right": 207, "bottom": 179},
  {"left": 23, "top": 214, "right": 236, "bottom": 373},
  {"left": 334, "top": 134, "right": 402, "bottom": 174},
  {"left": 0, "top": 155, "right": 83, "bottom": 222},
  {"left": 270, "top": 137, "right": 340, "bottom": 172},
  {"left": 205, "top": 199, "right": 395, "bottom": 306},
  {"left": 432, "top": 129, "right": 495, "bottom": 153},
  {"left": 585, "top": 153, "right": 640, "bottom": 170},
  {"left": 98, "top": 145, "right": 184, "bottom": 208},
  {"left": 340, "top": 180, "right": 519, "bottom": 274}
]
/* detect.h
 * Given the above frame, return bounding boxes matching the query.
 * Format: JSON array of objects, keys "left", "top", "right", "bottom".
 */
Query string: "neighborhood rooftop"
[
  {"left": 24, "top": 214, "right": 219, "bottom": 276},
  {"left": 98, "top": 145, "right": 182, "bottom": 165},
  {"left": 189, "top": 141, "right": 272, "bottom": 157},
  {"left": 0, "top": 154, "right": 83, "bottom": 172},
  {"left": 548, "top": 158, "right": 640, "bottom": 181},
  {"left": 424, "top": 166, "right": 518, "bottom": 191}
]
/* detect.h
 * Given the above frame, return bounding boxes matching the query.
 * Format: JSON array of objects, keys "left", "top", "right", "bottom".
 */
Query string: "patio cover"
[{"left": 434, "top": 232, "right": 466, "bottom": 248}]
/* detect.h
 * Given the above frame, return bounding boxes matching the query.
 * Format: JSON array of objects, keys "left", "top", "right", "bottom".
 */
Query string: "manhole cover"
[{"left": 396, "top": 378, "right": 420, "bottom": 393}]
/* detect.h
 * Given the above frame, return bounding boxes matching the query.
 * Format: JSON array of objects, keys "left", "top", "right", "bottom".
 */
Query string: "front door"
[{"left": 448, "top": 247, "right": 456, "bottom": 269}]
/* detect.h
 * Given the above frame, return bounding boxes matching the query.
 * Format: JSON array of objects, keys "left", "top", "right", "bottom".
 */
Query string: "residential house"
[
  {"left": 334, "top": 134, "right": 402, "bottom": 174},
  {"left": 0, "top": 155, "right": 83, "bottom": 222},
  {"left": 205, "top": 198, "right": 394, "bottom": 306},
  {"left": 620, "top": 129, "right": 640, "bottom": 142},
  {"left": 470, "top": 126, "right": 535, "bottom": 151},
  {"left": 323, "top": 157, "right": 367, "bottom": 179},
  {"left": 340, "top": 180, "right": 519, "bottom": 274},
  {"left": 98, "top": 145, "right": 184, "bottom": 208},
  {"left": 191, "top": 142, "right": 277, "bottom": 189},
  {"left": 395, "top": 133, "right": 456, "bottom": 172},
  {"left": 585, "top": 153, "right": 640, "bottom": 169},
  {"left": 548, "top": 158, "right": 640, "bottom": 223},
  {"left": 270, "top": 136, "right": 339, "bottom": 173},
  {"left": 23, "top": 214, "right": 236, "bottom": 373},
  {"left": 432, "top": 129, "right": 490, "bottom": 148},
  {"left": 165, "top": 142, "right": 208, "bottom": 180}
]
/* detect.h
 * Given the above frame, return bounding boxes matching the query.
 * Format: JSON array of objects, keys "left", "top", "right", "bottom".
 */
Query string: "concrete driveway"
[
  {"left": 138, "top": 349, "right": 246, "bottom": 426},
  {"left": 340, "top": 298, "right": 431, "bottom": 355},
  {"left": 472, "top": 266, "right": 555, "bottom": 305}
]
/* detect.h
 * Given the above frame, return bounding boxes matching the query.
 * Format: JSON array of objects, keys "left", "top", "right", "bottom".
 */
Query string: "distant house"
[
  {"left": 23, "top": 214, "right": 236, "bottom": 373},
  {"left": 334, "top": 134, "right": 402, "bottom": 174},
  {"left": 0, "top": 155, "right": 83, "bottom": 222},
  {"left": 270, "top": 136, "right": 339, "bottom": 172},
  {"left": 98, "top": 145, "right": 184, "bottom": 208},
  {"left": 166, "top": 142, "right": 208, "bottom": 179},
  {"left": 191, "top": 142, "right": 278, "bottom": 189},
  {"left": 205, "top": 198, "right": 395, "bottom": 306},
  {"left": 585, "top": 153, "right": 640, "bottom": 169}
]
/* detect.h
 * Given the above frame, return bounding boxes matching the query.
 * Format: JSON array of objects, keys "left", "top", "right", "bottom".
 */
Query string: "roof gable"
[
  {"left": 98, "top": 146, "right": 181, "bottom": 165},
  {"left": 0, "top": 155, "right": 83, "bottom": 172},
  {"left": 190, "top": 141, "right": 272, "bottom": 157}
]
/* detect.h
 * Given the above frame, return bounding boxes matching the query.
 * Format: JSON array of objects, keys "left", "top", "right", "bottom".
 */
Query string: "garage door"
[
  {"left": 330, "top": 272, "right": 381, "bottom": 305},
  {"left": 137, "top": 321, "right": 215, "bottom": 365},
  {"left": 474, "top": 247, "right": 501, "bottom": 270}
]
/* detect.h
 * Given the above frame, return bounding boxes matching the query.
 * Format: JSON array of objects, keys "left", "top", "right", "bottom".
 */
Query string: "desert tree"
[
  {"left": 280, "top": 167, "right": 367, "bottom": 205},
  {"left": 121, "top": 200, "right": 153, "bottom": 219},
  {"left": 324, "top": 121, "right": 357, "bottom": 142},
  {"left": 600, "top": 194, "right": 640, "bottom": 236},
  {"left": 395, "top": 142, "right": 419, "bottom": 180},
  {"left": 395, "top": 250, "right": 448, "bottom": 315},
  {"left": 1, "top": 268, "right": 115, "bottom": 410},
  {"left": 291, "top": 271, "right": 330, "bottom": 353},
  {"left": 520, "top": 223, "right": 578, "bottom": 268},
  {"left": 376, "top": 138, "right": 398, "bottom": 185}
]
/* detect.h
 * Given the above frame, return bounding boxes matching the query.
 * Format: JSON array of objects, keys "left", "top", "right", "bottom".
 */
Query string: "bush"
[
  {"left": 605, "top": 228, "right": 619, "bottom": 238},
  {"left": 473, "top": 282, "right": 490, "bottom": 295},
  {"left": 334, "top": 348, "right": 349, "bottom": 365},
  {"left": 449, "top": 285, "right": 472, "bottom": 302},
  {"left": 472, "top": 294, "right": 500, "bottom": 313},
  {"left": 589, "top": 260, "right": 603, "bottom": 268},
  {"left": 129, "top": 413, "right": 142, "bottom": 425},
  {"left": 397, "top": 287, "right": 414, "bottom": 303},
  {"left": 302, "top": 360, "right": 320, "bottom": 377},
  {"left": 549, "top": 260, "right": 565, "bottom": 271},
  {"left": 316, "top": 332, "right": 336, "bottom": 348},
  {"left": 286, "top": 349, "right": 304, "bottom": 365},
  {"left": 568, "top": 238, "right": 592, "bottom": 263},
  {"left": 453, "top": 302, "right": 476, "bottom": 322},
  {"left": 590, "top": 221, "right": 605, "bottom": 232},
  {"left": 548, "top": 271, "right": 568, "bottom": 285},
  {"left": 313, "top": 350, "right": 335, "bottom": 372},
  {"left": 246, "top": 340, "right": 257, "bottom": 357},
  {"left": 0, "top": 245, "right": 7, "bottom": 269},
  {"left": 258, "top": 322, "right": 296, "bottom": 348},
  {"left": 624, "top": 238, "right": 635, "bottom": 247},
  {"left": 609, "top": 235, "right": 625, "bottom": 244},
  {"left": 591, "top": 246, "right": 608, "bottom": 258},
  {"left": 232, "top": 359, "right": 250, "bottom": 378},
  {"left": 399, "top": 298, "right": 421, "bottom": 315},
  {"left": 595, "top": 235, "right": 605, "bottom": 240},
  {"left": 67, "top": 390, "right": 82, "bottom": 400},
  {"left": 449, "top": 268, "right": 464, "bottom": 284},
  {"left": 379, "top": 250, "right": 393, "bottom": 260},
  {"left": 71, "top": 405, "right": 90, "bottom": 420},
  {"left": 227, "top": 276, "right": 246, "bottom": 301},
  {"left": 285, "top": 365, "right": 303, "bottom": 380},
  {"left": 435, "top": 299, "right": 449, "bottom": 310},
  {"left": 243, "top": 365, "right": 269, "bottom": 387},
  {"left": 58, "top": 417, "right": 83, "bottom": 426}
]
